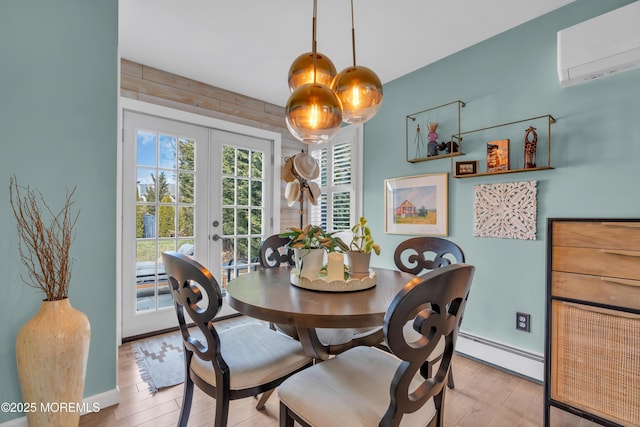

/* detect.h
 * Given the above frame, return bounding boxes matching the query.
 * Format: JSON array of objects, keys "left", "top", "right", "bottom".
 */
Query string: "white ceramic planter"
[
  {"left": 294, "top": 248, "right": 325, "bottom": 279},
  {"left": 348, "top": 251, "right": 371, "bottom": 275}
]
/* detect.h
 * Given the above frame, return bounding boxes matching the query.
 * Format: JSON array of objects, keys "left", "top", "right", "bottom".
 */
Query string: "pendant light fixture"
[
  {"left": 332, "top": 0, "right": 383, "bottom": 124},
  {"left": 288, "top": 52, "right": 336, "bottom": 91},
  {"left": 285, "top": 0, "right": 343, "bottom": 144}
]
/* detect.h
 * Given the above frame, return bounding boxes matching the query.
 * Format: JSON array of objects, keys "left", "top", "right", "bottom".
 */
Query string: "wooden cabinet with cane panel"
[{"left": 545, "top": 219, "right": 640, "bottom": 427}]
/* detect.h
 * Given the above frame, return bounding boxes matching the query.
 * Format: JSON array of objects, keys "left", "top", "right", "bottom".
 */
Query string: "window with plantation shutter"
[{"left": 308, "top": 125, "right": 362, "bottom": 233}]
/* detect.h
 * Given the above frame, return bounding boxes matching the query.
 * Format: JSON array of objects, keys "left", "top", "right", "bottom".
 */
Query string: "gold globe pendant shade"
[
  {"left": 288, "top": 52, "right": 337, "bottom": 91},
  {"left": 285, "top": 82, "right": 343, "bottom": 144},
  {"left": 332, "top": 65, "right": 383, "bottom": 124}
]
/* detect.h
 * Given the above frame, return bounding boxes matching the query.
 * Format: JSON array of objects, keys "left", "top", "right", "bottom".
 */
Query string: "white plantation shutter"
[
  {"left": 332, "top": 191, "right": 351, "bottom": 230},
  {"left": 308, "top": 126, "right": 362, "bottom": 233},
  {"left": 309, "top": 148, "right": 327, "bottom": 227}
]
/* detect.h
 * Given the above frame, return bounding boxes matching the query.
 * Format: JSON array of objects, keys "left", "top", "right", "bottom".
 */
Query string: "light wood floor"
[{"left": 79, "top": 327, "right": 597, "bottom": 427}]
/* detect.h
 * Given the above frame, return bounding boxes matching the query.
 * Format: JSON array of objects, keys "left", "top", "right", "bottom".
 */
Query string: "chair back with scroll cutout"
[
  {"left": 394, "top": 236, "right": 465, "bottom": 276},
  {"left": 381, "top": 263, "right": 474, "bottom": 425},
  {"left": 393, "top": 236, "right": 466, "bottom": 390},
  {"left": 258, "top": 234, "right": 295, "bottom": 269},
  {"left": 256, "top": 235, "right": 299, "bottom": 340}
]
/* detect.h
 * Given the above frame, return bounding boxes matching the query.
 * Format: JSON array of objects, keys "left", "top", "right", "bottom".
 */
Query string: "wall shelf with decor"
[
  {"left": 452, "top": 114, "right": 555, "bottom": 178},
  {"left": 405, "top": 100, "right": 465, "bottom": 163}
]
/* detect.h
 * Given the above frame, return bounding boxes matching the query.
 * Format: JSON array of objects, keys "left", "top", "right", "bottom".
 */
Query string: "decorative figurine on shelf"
[
  {"left": 524, "top": 126, "right": 538, "bottom": 169},
  {"left": 437, "top": 139, "right": 459, "bottom": 154},
  {"left": 427, "top": 122, "right": 439, "bottom": 156},
  {"left": 413, "top": 124, "right": 425, "bottom": 159}
]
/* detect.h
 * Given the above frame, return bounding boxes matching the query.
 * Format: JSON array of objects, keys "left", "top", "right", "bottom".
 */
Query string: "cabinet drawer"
[
  {"left": 553, "top": 246, "right": 640, "bottom": 280},
  {"left": 552, "top": 271, "right": 640, "bottom": 311},
  {"left": 553, "top": 221, "right": 640, "bottom": 250}
]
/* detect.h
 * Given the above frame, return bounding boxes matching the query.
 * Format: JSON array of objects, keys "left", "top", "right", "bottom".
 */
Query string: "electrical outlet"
[{"left": 516, "top": 312, "right": 530, "bottom": 332}]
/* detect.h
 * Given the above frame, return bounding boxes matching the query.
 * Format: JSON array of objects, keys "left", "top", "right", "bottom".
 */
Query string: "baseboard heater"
[{"left": 456, "top": 331, "right": 544, "bottom": 382}]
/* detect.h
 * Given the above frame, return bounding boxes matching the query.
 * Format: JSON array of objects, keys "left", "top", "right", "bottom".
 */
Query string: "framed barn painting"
[{"left": 385, "top": 173, "right": 448, "bottom": 236}]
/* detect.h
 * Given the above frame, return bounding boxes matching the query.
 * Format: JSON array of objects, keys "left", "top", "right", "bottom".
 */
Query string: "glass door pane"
[
  {"left": 123, "top": 111, "right": 208, "bottom": 338},
  {"left": 123, "top": 111, "right": 275, "bottom": 338},
  {"left": 219, "top": 146, "right": 264, "bottom": 288},
  {"left": 135, "top": 134, "right": 196, "bottom": 313},
  {"left": 211, "top": 131, "right": 271, "bottom": 293}
]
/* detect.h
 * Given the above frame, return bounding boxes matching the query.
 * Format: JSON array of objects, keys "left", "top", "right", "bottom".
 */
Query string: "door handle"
[{"left": 211, "top": 234, "right": 221, "bottom": 241}]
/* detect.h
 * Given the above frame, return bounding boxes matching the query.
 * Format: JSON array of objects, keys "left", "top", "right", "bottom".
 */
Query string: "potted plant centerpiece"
[
  {"left": 280, "top": 224, "right": 346, "bottom": 279},
  {"left": 347, "top": 217, "right": 381, "bottom": 275},
  {"left": 9, "top": 176, "right": 90, "bottom": 427}
]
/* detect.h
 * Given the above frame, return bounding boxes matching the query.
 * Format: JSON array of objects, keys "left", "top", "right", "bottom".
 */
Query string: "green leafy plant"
[
  {"left": 280, "top": 224, "right": 348, "bottom": 252},
  {"left": 349, "top": 217, "right": 381, "bottom": 255}
]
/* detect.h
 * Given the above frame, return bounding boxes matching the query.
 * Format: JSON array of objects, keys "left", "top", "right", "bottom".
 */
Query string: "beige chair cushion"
[
  {"left": 403, "top": 322, "right": 445, "bottom": 364},
  {"left": 278, "top": 346, "right": 436, "bottom": 427},
  {"left": 190, "top": 323, "right": 312, "bottom": 390},
  {"left": 316, "top": 327, "right": 383, "bottom": 346},
  {"left": 315, "top": 328, "right": 358, "bottom": 345}
]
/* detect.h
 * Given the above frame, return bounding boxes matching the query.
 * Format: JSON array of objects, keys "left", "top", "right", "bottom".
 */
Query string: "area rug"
[
  {"left": 132, "top": 316, "right": 262, "bottom": 394},
  {"left": 131, "top": 331, "right": 186, "bottom": 394}
]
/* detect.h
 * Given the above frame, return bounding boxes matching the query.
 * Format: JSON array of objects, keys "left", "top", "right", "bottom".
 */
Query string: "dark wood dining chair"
[
  {"left": 258, "top": 234, "right": 295, "bottom": 268},
  {"left": 161, "top": 251, "right": 313, "bottom": 427},
  {"left": 257, "top": 235, "right": 299, "bottom": 339},
  {"left": 394, "top": 236, "right": 465, "bottom": 389},
  {"left": 278, "top": 263, "right": 475, "bottom": 427}
]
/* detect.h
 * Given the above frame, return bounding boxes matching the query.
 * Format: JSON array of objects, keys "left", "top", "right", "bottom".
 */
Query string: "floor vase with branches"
[{"left": 10, "top": 177, "right": 90, "bottom": 427}]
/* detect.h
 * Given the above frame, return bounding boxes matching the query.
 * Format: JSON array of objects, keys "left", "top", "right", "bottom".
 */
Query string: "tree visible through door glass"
[
  {"left": 220, "top": 145, "right": 264, "bottom": 288},
  {"left": 135, "top": 131, "right": 195, "bottom": 312}
]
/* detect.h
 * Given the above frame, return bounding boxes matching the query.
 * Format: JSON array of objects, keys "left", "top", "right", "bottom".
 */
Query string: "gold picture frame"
[{"left": 385, "top": 173, "right": 448, "bottom": 236}]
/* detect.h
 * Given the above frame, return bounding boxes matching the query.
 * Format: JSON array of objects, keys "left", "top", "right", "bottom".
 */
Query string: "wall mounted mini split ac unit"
[{"left": 557, "top": 1, "right": 640, "bottom": 87}]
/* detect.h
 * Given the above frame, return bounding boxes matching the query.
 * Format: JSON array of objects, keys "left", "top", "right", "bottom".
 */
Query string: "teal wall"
[
  {"left": 0, "top": 2, "right": 637, "bottom": 421},
  {"left": 365, "top": 0, "right": 640, "bottom": 355},
  {"left": 0, "top": 0, "right": 118, "bottom": 423}
]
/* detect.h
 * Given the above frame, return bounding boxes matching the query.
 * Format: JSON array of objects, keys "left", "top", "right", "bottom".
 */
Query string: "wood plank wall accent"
[{"left": 120, "top": 58, "right": 304, "bottom": 232}]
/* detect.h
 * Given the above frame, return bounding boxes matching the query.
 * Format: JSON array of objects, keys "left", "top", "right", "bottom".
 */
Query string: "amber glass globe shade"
[
  {"left": 288, "top": 52, "right": 337, "bottom": 92},
  {"left": 285, "top": 83, "right": 343, "bottom": 144},
  {"left": 332, "top": 65, "right": 383, "bottom": 124}
]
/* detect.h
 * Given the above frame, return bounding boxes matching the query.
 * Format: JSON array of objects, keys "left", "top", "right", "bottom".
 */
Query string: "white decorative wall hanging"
[{"left": 474, "top": 180, "right": 537, "bottom": 240}]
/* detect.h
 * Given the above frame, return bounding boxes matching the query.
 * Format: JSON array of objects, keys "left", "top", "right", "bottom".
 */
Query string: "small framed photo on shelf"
[
  {"left": 455, "top": 160, "right": 478, "bottom": 176},
  {"left": 486, "top": 139, "right": 510, "bottom": 173},
  {"left": 384, "top": 173, "right": 448, "bottom": 236}
]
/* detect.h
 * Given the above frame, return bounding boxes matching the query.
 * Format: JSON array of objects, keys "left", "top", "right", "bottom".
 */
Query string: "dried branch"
[{"left": 9, "top": 176, "right": 79, "bottom": 301}]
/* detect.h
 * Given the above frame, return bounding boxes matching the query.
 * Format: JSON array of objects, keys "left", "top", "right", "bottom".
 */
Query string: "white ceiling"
[{"left": 119, "top": 0, "right": 575, "bottom": 107}]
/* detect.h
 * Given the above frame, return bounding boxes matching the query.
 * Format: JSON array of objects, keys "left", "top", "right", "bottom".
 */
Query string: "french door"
[{"left": 122, "top": 110, "right": 275, "bottom": 338}]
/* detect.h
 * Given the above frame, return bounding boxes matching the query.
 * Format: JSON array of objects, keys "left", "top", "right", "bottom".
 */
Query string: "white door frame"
[{"left": 117, "top": 97, "right": 281, "bottom": 344}]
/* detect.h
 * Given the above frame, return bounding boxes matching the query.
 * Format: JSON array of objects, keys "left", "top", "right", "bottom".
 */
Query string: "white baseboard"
[
  {"left": 456, "top": 331, "right": 544, "bottom": 383},
  {"left": 0, "top": 387, "right": 120, "bottom": 427},
  {"left": 84, "top": 387, "right": 121, "bottom": 414},
  {"left": 0, "top": 417, "right": 24, "bottom": 427}
]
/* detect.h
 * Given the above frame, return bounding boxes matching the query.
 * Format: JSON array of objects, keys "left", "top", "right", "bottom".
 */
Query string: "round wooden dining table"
[{"left": 225, "top": 266, "right": 417, "bottom": 359}]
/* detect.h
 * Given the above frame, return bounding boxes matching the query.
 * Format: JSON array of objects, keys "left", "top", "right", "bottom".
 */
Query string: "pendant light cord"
[
  {"left": 350, "top": 0, "right": 357, "bottom": 67},
  {"left": 312, "top": 0, "right": 318, "bottom": 84}
]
